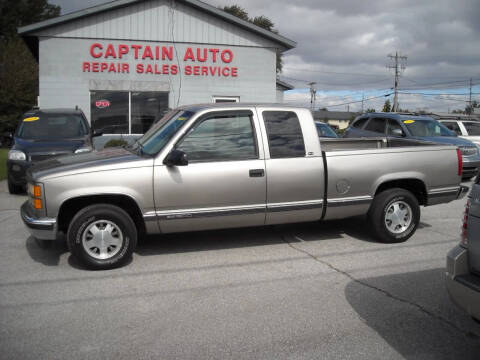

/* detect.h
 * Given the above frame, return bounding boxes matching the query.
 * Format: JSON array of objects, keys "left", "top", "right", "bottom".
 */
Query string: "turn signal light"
[
  {"left": 34, "top": 198, "right": 43, "bottom": 210},
  {"left": 33, "top": 185, "right": 42, "bottom": 198}
]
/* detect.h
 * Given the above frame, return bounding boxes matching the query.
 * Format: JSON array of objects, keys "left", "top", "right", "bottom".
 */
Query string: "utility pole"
[
  {"left": 468, "top": 77, "right": 473, "bottom": 117},
  {"left": 308, "top": 82, "right": 317, "bottom": 111},
  {"left": 361, "top": 93, "right": 365, "bottom": 113},
  {"left": 387, "top": 52, "right": 407, "bottom": 112}
]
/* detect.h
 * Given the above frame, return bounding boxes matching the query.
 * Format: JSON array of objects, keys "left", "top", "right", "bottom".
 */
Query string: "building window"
[
  {"left": 212, "top": 96, "right": 240, "bottom": 103},
  {"left": 91, "top": 91, "right": 169, "bottom": 134}
]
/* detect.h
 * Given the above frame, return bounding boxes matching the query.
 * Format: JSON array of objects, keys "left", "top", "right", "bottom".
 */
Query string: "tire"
[
  {"left": 8, "top": 178, "right": 23, "bottom": 194},
  {"left": 367, "top": 188, "right": 420, "bottom": 243},
  {"left": 67, "top": 204, "right": 137, "bottom": 270}
]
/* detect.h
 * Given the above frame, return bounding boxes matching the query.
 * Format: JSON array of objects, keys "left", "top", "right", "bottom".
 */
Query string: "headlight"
[
  {"left": 74, "top": 146, "right": 93, "bottom": 154},
  {"left": 8, "top": 150, "right": 26, "bottom": 161}
]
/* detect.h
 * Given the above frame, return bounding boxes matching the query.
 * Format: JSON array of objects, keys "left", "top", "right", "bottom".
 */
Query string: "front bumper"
[
  {"left": 446, "top": 245, "right": 480, "bottom": 320},
  {"left": 20, "top": 201, "right": 57, "bottom": 240}
]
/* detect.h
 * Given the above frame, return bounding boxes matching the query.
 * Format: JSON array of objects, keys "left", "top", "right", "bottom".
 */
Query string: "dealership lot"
[{"left": 0, "top": 180, "right": 479, "bottom": 360}]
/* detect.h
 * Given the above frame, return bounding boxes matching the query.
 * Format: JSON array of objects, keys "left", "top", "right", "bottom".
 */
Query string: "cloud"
[{"left": 49, "top": 0, "right": 480, "bottom": 111}]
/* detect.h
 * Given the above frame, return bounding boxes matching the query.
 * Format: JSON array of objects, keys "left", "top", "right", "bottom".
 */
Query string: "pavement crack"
[{"left": 278, "top": 230, "right": 479, "bottom": 340}]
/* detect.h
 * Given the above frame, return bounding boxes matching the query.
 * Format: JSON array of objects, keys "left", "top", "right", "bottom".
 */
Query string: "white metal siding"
[
  {"left": 38, "top": 37, "right": 277, "bottom": 122},
  {"left": 35, "top": 0, "right": 278, "bottom": 49}
]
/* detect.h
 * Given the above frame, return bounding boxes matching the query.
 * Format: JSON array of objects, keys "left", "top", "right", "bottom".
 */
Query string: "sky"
[{"left": 50, "top": 0, "right": 480, "bottom": 112}]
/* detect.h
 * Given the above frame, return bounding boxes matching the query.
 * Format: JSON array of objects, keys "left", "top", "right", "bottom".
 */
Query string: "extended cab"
[{"left": 21, "top": 104, "right": 468, "bottom": 269}]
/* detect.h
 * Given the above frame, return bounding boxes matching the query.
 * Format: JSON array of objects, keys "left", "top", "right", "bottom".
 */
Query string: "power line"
[
  {"left": 326, "top": 93, "right": 393, "bottom": 108},
  {"left": 283, "top": 67, "right": 387, "bottom": 77},
  {"left": 399, "top": 91, "right": 480, "bottom": 95}
]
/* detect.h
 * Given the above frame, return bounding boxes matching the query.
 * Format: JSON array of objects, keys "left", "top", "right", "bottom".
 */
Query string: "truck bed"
[{"left": 320, "top": 137, "right": 440, "bottom": 152}]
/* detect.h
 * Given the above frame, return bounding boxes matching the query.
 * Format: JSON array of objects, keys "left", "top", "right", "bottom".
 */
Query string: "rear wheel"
[
  {"left": 67, "top": 204, "right": 137, "bottom": 270},
  {"left": 368, "top": 188, "right": 420, "bottom": 243}
]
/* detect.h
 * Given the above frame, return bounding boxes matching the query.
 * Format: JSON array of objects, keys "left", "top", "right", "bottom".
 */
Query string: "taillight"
[
  {"left": 457, "top": 148, "right": 463, "bottom": 177},
  {"left": 460, "top": 199, "right": 471, "bottom": 247}
]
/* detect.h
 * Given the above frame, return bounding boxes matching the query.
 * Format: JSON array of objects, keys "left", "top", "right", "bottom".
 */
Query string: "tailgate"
[{"left": 468, "top": 182, "right": 480, "bottom": 275}]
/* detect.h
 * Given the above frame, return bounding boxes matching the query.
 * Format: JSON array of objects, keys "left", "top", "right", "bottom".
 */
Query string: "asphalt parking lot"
[{"left": 0, "top": 180, "right": 479, "bottom": 360}]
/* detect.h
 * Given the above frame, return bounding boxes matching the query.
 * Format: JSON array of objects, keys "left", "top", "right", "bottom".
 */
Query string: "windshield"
[
  {"left": 315, "top": 123, "right": 338, "bottom": 138},
  {"left": 17, "top": 113, "right": 89, "bottom": 139},
  {"left": 403, "top": 119, "right": 455, "bottom": 137},
  {"left": 135, "top": 110, "right": 195, "bottom": 155}
]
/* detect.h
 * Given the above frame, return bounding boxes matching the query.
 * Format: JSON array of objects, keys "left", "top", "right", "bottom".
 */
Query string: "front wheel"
[
  {"left": 368, "top": 188, "right": 420, "bottom": 243},
  {"left": 67, "top": 204, "right": 137, "bottom": 270}
]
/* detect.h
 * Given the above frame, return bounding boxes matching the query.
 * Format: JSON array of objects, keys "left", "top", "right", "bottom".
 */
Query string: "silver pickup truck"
[{"left": 21, "top": 104, "right": 468, "bottom": 269}]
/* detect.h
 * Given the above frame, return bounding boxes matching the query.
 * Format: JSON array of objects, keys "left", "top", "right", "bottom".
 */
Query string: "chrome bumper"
[
  {"left": 20, "top": 201, "right": 57, "bottom": 240},
  {"left": 446, "top": 245, "right": 480, "bottom": 320}
]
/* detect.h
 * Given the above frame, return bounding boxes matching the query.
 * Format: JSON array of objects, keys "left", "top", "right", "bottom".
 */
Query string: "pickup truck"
[{"left": 21, "top": 104, "right": 469, "bottom": 270}]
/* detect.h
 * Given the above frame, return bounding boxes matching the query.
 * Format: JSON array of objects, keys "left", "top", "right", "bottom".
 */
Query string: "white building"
[{"left": 19, "top": 0, "right": 295, "bottom": 136}]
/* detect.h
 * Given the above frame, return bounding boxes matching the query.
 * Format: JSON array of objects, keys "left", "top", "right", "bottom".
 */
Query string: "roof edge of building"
[{"left": 18, "top": 0, "right": 296, "bottom": 50}]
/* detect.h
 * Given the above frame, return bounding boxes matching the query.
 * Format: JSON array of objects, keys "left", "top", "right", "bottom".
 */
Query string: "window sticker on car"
[
  {"left": 404, "top": 120, "right": 415, "bottom": 124},
  {"left": 23, "top": 117, "right": 40, "bottom": 122},
  {"left": 177, "top": 117, "right": 188, "bottom": 121}
]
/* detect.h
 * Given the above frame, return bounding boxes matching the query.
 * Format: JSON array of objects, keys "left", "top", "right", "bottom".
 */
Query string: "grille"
[
  {"left": 29, "top": 152, "right": 71, "bottom": 162},
  {"left": 459, "top": 146, "right": 478, "bottom": 156}
]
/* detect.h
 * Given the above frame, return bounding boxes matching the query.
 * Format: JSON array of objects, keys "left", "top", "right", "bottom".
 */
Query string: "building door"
[{"left": 153, "top": 109, "right": 266, "bottom": 233}]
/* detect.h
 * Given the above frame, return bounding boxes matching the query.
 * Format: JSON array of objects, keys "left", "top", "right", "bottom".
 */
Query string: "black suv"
[{"left": 7, "top": 108, "right": 99, "bottom": 194}]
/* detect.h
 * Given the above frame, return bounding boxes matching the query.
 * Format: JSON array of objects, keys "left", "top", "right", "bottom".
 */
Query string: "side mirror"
[
  {"left": 392, "top": 128, "right": 404, "bottom": 137},
  {"left": 163, "top": 149, "right": 188, "bottom": 166},
  {"left": 92, "top": 130, "right": 103, "bottom": 137}
]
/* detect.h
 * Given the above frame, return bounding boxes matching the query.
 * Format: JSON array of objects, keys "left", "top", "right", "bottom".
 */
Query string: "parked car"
[
  {"left": 7, "top": 108, "right": 100, "bottom": 194},
  {"left": 446, "top": 175, "right": 480, "bottom": 323},
  {"left": 344, "top": 113, "right": 480, "bottom": 179},
  {"left": 315, "top": 121, "right": 339, "bottom": 138},
  {"left": 439, "top": 119, "right": 480, "bottom": 146},
  {"left": 21, "top": 104, "right": 467, "bottom": 269}
]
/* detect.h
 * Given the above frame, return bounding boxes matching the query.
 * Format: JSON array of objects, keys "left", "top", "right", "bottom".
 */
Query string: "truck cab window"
[
  {"left": 263, "top": 111, "right": 306, "bottom": 158},
  {"left": 176, "top": 111, "right": 257, "bottom": 162}
]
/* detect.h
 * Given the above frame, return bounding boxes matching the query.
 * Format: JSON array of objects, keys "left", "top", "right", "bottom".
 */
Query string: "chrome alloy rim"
[
  {"left": 82, "top": 220, "right": 123, "bottom": 260},
  {"left": 384, "top": 200, "right": 412, "bottom": 234}
]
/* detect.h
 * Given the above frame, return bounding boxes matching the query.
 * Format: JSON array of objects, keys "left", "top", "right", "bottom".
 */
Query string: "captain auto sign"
[{"left": 82, "top": 43, "right": 239, "bottom": 77}]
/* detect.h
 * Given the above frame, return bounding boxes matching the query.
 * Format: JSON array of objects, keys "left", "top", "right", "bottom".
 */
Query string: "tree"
[
  {"left": 465, "top": 100, "right": 479, "bottom": 115},
  {"left": 366, "top": 108, "right": 376, "bottom": 113},
  {"left": 0, "top": 0, "right": 60, "bottom": 40},
  {"left": 223, "top": 5, "right": 283, "bottom": 73},
  {"left": 382, "top": 99, "right": 391, "bottom": 112},
  {"left": 452, "top": 109, "right": 464, "bottom": 114},
  {"left": 0, "top": 0, "right": 60, "bottom": 134}
]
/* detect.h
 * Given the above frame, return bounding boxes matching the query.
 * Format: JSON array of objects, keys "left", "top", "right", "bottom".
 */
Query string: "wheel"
[
  {"left": 367, "top": 188, "right": 420, "bottom": 243},
  {"left": 8, "top": 178, "right": 23, "bottom": 194},
  {"left": 67, "top": 204, "right": 137, "bottom": 270}
]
